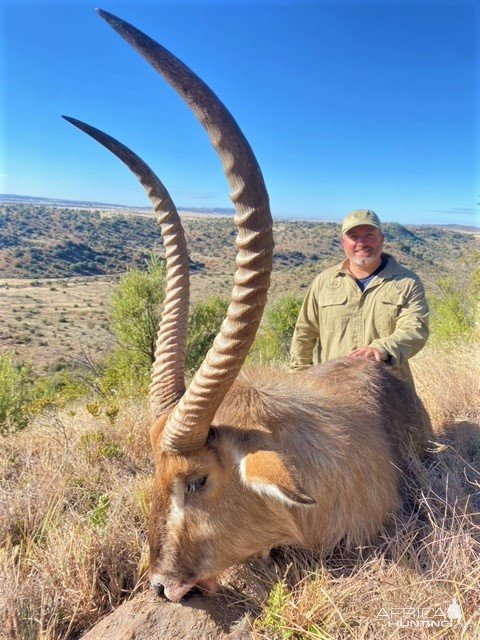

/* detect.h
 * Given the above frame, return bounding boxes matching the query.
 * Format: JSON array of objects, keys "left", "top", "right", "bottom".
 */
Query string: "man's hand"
[{"left": 348, "top": 347, "right": 387, "bottom": 362}]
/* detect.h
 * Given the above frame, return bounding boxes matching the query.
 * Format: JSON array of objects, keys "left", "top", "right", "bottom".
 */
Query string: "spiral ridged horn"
[
  {"left": 97, "top": 9, "right": 274, "bottom": 454},
  {"left": 61, "top": 116, "right": 189, "bottom": 417}
]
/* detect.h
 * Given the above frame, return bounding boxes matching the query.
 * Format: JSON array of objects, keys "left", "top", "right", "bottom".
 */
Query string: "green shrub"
[
  {"left": 185, "top": 296, "right": 228, "bottom": 375},
  {"left": 78, "top": 431, "right": 122, "bottom": 464},
  {"left": 255, "top": 580, "right": 294, "bottom": 640},
  {"left": 0, "top": 358, "right": 91, "bottom": 433},
  {"left": 429, "top": 252, "right": 480, "bottom": 342},
  {"left": 110, "top": 255, "right": 166, "bottom": 365},
  {"left": 99, "top": 261, "right": 227, "bottom": 398},
  {"left": 29, "top": 368, "right": 90, "bottom": 412},
  {"left": 100, "top": 348, "right": 151, "bottom": 399},
  {"left": 88, "top": 494, "right": 111, "bottom": 529},
  {"left": 101, "top": 255, "right": 166, "bottom": 397},
  {"left": 250, "top": 294, "right": 302, "bottom": 365},
  {"left": 0, "top": 354, "right": 32, "bottom": 433}
]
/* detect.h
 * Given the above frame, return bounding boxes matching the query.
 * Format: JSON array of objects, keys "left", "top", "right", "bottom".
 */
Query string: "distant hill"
[
  {"left": 0, "top": 193, "right": 234, "bottom": 216},
  {"left": 1, "top": 202, "right": 478, "bottom": 286},
  {"left": 426, "top": 223, "right": 480, "bottom": 233}
]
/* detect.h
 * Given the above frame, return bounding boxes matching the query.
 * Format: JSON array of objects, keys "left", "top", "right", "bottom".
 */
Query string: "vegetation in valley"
[
  {"left": 1, "top": 204, "right": 478, "bottom": 285},
  {"left": 0, "top": 205, "right": 206, "bottom": 278}
]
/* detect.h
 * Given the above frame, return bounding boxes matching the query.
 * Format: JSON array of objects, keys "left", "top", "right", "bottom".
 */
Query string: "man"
[{"left": 289, "top": 209, "right": 429, "bottom": 384}]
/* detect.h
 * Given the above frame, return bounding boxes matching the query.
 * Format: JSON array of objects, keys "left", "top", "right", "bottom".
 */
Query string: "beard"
[{"left": 350, "top": 250, "right": 380, "bottom": 267}]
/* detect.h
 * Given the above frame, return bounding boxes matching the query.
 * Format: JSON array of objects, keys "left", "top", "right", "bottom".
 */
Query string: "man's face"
[{"left": 341, "top": 225, "right": 384, "bottom": 268}]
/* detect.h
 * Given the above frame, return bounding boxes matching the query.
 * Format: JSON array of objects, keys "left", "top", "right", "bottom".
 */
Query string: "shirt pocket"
[
  {"left": 318, "top": 289, "right": 348, "bottom": 333},
  {"left": 375, "top": 293, "right": 404, "bottom": 334}
]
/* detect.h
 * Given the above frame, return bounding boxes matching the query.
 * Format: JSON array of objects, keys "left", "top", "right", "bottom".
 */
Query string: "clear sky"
[{"left": 1, "top": 0, "right": 478, "bottom": 226}]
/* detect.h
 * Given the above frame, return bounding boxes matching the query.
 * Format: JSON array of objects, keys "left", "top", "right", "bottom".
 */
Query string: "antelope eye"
[{"left": 185, "top": 475, "right": 208, "bottom": 495}]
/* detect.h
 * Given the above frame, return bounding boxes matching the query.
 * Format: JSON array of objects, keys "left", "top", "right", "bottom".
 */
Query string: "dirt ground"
[{"left": 0, "top": 276, "right": 116, "bottom": 372}]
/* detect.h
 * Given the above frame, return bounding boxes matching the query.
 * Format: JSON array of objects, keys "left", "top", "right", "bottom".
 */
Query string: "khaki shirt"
[{"left": 289, "top": 254, "right": 429, "bottom": 383}]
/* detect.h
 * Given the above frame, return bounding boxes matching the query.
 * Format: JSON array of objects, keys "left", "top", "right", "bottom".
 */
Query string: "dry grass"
[
  {"left": 0, "top": 344, "right": 479, "bottom": 639},
  {"left": 0, "top": 402, "right": 153, "bottom": 639},
  {"left": 412, "top": 344, "right": 480, "bottom": 431}
]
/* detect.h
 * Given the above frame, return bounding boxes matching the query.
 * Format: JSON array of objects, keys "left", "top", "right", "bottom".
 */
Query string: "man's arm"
[
  {"left": 289, "top": 283, "right": 320, "bottom": 371},
  {"left": 368, "top": 277, "right": 429, "bottom": 366}
]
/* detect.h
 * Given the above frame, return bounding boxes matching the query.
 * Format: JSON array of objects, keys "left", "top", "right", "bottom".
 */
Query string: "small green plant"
[
  {"left": 86, "top": 401, "right": 102, "bottom": 418},
  {"left": 255, "top": 580, "right": 294, "bottom": 640},
  {"left": 88, "top": 494, "right": 110, "bottom": 529},
  {"left": 0, "top": 354, "right": 32, "bottom": 433},
  {"left": 78, "top": 431, "right": 122, "bottom": 463},
  {"left": 105, "top": 402, "right": 119, "bottom": 423}
]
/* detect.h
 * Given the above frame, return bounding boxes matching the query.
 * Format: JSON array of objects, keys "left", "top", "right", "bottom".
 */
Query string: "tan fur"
[{"left": 149, "top": 357, "right": 433, "bottom": 601}]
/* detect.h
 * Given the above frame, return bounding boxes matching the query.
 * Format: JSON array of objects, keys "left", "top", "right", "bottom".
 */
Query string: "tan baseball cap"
[{"left": 341, "top": 209, "right": 382, "bottom": 234}]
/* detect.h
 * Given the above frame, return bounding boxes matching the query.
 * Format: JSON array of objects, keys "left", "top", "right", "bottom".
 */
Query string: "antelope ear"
[
  {"left": 240, "top": 450, "right": 315, "bottom": 506},
  {"left": 150, "top": 414, "right": 170, "bottom": 452}
]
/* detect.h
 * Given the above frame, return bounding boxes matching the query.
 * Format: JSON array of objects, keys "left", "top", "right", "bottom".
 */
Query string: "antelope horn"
[
  {"left": 97, "top": 9, "right": 274, "bottom": 454},
  {"left": 61, "top": 116, "right": 189, "bottom": 417}
]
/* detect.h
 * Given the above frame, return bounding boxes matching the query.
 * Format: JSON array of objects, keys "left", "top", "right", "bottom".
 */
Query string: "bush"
[
  {"left": 185, "top": 296, "right": 228, "bottom": 375},
  {"left": 250, "top": 294, "right": 302, "bottom": 365},
  {"left": 110, "top": 255, "right": 166, "bottom": 365},
  {"left": 429, "top": 251, "right": 480, "bottom": 342},
  {"left": 101, "top": 255, "right": 166, "bottom": 397},
  {"left": 29, "top": 368, "right": 90, "bottom": 413},
  {"left": 99, "top": 263, "right": 227, "bottom": 399},
  {"left": 0, "top": 355, "right": 32, "bottom": 433},
  {"left": 0, "top": 356, "right": 91, "bottom": 434}
]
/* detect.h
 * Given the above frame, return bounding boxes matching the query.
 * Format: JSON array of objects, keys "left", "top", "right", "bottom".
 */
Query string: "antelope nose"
[{"left": 150, "top": 578, "right": 167, "bottom": 599}]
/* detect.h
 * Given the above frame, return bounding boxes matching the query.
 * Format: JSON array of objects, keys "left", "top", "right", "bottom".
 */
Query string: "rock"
[{"left": 81, "top": 589, "right": 251, "bottom": 640}]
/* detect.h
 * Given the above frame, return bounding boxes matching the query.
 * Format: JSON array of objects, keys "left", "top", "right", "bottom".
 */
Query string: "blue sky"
[{"left": 1, "top": 0, "right": 478, "bottom": 226}]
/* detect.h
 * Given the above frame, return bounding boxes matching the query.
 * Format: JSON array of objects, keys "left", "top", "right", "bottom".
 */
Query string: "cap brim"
[{"left": 342, "top": 221, "right": 381, "bottom": 234}]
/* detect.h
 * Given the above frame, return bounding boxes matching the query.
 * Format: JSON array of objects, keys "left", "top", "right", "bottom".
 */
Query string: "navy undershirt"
[{"left": 355, "top": 256, "right": 388, "bottom": 292}]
